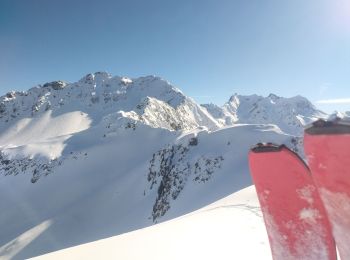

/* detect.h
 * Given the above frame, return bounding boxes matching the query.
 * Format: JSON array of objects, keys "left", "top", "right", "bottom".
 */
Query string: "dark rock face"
[
  {"left": 0, "top": 103, "right": 6, "bottom": 114},
  {"left": 43, "top": 81, "right": 67, "bottom": 90},
  {"left": 81, "top": 74, "right": 94, "bottom": 84},
  {"left": 6, "top": 92, "right": 16, "bottom": 99},
  {"left": 0, "top": 151, "right": 88, "bottom": 183},
  {"left": 148, "top": 141, "right": 224, "bottom": 222}
]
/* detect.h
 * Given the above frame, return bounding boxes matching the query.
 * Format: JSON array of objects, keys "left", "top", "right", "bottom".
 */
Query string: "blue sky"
[{"left": 0, "top": 0, "right": 349, "bottom": 112}]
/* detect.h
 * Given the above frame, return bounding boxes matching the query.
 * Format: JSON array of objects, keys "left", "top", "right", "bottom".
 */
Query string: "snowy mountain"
[
  {"left": 334, "top": 110, "right": 350, "bottom": 119},
  {"left": 0, "top": 72, "right": 219, "bottom": 134},
  {"left": 202, "top": 93, "right": 326, "bottom": 135},
  {"left": 0, "top": 72, "right": 323, "bottom": 259}
]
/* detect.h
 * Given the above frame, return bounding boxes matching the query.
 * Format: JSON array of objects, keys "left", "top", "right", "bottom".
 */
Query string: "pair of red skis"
[{"left": 249, "top": 118, "right": 350, "bottom": 260}]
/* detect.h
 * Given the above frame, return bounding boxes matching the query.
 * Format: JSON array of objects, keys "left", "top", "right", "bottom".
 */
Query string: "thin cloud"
[{"left": 316, "top": 98, "right": 350, "bottom": 104}]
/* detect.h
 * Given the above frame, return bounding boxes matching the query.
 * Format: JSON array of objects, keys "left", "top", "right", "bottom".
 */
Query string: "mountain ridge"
[{"left": 201, "top": 93, "right": 327, "bottom": 135}]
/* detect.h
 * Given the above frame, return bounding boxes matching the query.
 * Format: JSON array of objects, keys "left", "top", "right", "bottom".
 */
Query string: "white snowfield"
[
  {"left": 30, "top": 186, "right": 272, "bottom": 260},
  {"left": 0, "top": 72, "right": 331, "bottom": 259}
]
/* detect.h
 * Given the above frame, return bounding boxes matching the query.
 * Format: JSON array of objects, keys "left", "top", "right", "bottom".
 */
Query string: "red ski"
[
  {"left": 249, "top": 143, "right": 336, "bottom": 260},
  {"left": 305, "top": 118, "right": 350, "bottom": 259}
]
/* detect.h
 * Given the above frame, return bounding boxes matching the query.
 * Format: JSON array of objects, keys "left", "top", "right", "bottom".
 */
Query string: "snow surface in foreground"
[{"left": 31, "top": 186, "right": 271, "bottom": 260}]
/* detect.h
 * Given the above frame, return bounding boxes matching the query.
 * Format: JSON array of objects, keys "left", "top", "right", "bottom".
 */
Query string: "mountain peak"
[
  {"left": 268, "top": 93, "right": 280, "bottom": 101},
  {"left": 203, "top": 93, "right": 326, "bottom": 135},
  {"left": 79, "top": 71, "right": 112, "bottom": 85},
  {"left": 228, "top": 93, "right": 239, "bottom": 103},
  {"left": 121, "top": 77, "right": 132, "bottom": 85},
  {"left": 42, "top": 80, "right": 67, "bottom": 90}
]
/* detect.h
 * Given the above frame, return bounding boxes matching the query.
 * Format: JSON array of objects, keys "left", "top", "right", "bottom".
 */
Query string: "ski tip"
[
  {"left": 250, "top": 143, "right": 285, "bottom": 153},
  {"left": 305, "top": 117, "right": 350, "bottom": 135},
  {"left": 250, "top": 143, "right": 311, "bottom": 171}
]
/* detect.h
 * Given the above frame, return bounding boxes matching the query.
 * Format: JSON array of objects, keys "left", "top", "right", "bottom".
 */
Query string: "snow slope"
[
  {"left": 0, "top": 72, "right": 322, "bottom": 259},
  {"left": 30, "top": 186, "right": 272, "bottom": 260},
  {"left": 0, "top": 122, "right": 293, "bottom": 260}
]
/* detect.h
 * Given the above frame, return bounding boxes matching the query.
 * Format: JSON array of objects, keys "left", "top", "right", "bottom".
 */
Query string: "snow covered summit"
[
  {"left": 202, "top": 93, "right": 326, "bottom": 135},
  {"left": 0, "top": 72, "right": 219, "bottom": 134}
]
